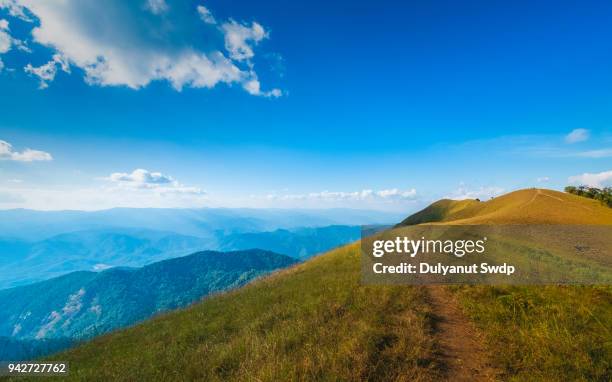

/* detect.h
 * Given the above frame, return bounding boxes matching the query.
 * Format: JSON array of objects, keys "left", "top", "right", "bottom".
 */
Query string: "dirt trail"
[{"left": 426, "top": 286, "right": 499, "bottom": 381}]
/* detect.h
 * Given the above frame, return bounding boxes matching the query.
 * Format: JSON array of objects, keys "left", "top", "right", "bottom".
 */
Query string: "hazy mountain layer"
[
  {"left": 0, "top": 226, "right": 360, "bottom": 289},
  {"left": 0, "top": 249, "right": 296, "bottom": 360},
  {"left": 0, "top": 208, "right": 403, "bottom": 241}
]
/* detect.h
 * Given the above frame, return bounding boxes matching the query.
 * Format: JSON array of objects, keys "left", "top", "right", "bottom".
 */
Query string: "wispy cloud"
[
  {"left": 516, "top": 144, "right": 612, "bottom": 159},
  {"left": 266, "top": 188, "right": 418, "bottom": 202},
  {"left": 572, "top": 148, "right": 612, "bottom": 158},
  {"left": 0, "top": 17, "right": 27, "bottom": 70},
  {"left": 0, "top": 139, "right": 52, "bottom": 161},
  {"left": 444, "top": 184, "right": 504, "bottom": 200},
  {"left": 24, "top": 53, "right": 70, "bottom": 88},
  {"left": 145, "top": 0, "right": 168, "bottom": 15},
  {"left": 565, "top": 128, "right": 590, "bottom": 144},
  {"left": 107, "top": 168, "right": 205, "bottom": 195},
  {"left": 197, "top": 5, "right": 216, "bottom": 25},
  {"left": 568, "top": 170, "right": 612, "bottom": 188}
]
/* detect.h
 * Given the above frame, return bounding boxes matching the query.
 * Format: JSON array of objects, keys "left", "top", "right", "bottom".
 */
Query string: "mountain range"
[
  {"left": 0, "top": 207, "right": 402, "bottom": 241},
  {"left": 0, "top": 249, "right": 296, "bottom": 361},
  {"left": 0, "top": 225, "right": 361, "bottom": 289}
]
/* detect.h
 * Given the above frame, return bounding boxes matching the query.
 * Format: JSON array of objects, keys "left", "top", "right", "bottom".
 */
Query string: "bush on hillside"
[{"left": 564, "top": 185, "right": 612, "bottom": 208}]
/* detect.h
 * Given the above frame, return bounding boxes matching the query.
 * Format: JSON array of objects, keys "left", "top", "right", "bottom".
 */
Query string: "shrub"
[{"left": 565, "top": 186, "right": 612, "bottom": 208}]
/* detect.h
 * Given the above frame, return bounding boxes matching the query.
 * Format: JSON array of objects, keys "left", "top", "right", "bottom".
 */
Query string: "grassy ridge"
[
  {"left": 399, "top": 188, "right": 612, "bottom": 380},
  {"left": 31, "top": 245, "right": 439, "bottom": 382},
  {"left": 399, "top": 189, "right": 612, "bottom": 226},
  {"left": 453, "top": 285, "right": 612, "bottom": 381},
  {"left": 398, "top": 199, "right": 478, "bottom": 226}
]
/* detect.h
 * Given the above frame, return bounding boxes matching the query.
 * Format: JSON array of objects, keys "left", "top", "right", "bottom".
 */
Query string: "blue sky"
[{"left": 0, "top": 0, "right": 611, "bottom": 211}]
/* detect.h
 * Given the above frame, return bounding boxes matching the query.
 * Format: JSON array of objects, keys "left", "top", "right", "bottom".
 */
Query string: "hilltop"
[
  {"left": 17, "top": 188, "right": 612, "bottom": 381},
  {"left": 399, "top": 188, "right": 612, "bottom": 226}
]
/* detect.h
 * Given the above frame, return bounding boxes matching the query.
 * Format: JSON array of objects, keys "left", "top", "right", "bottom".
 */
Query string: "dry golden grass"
[{"left": 401, "top": 188, "right": 612, "bottom": 226}]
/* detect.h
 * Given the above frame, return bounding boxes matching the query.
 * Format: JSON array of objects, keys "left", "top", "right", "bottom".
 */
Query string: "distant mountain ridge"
[
  {"left": 0, "top": 228, "right": 209, "bottom": 289},
  {"left": 0, "top": 249, "right": 297, "bottom": 360},
  {"left": 0, "top": 226, "right": 361, "bottom": 289},
  {"left": 0, "top": 207, "right": 404, "bottom": 241},
  {"left": 218, "top": 225, "right": 361, "bottom": 260}
]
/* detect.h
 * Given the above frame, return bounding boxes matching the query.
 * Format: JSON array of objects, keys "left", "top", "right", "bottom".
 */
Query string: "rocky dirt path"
[{"left": 426, "top": 286, "right": 499, "bottom": 381}]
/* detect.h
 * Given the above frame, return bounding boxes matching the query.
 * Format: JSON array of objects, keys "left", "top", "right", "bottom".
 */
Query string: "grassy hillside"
[
  {"left": 34, "top": 245, "right": 440, "bottom": 381},
  {"left": 397, "top": 188, "right": 612, "bottom": 380},
  {"left": 400, "top": 188, "right": 612, "bottom": 225},
  {"left": 398, "top": 199, "right": 479, "bottom": 226},
  {"left": 15, "top": 188, "right": 612, "bottom": 381},
  {"left": 453, "top": 285, "right": 611, "bottom": 381}
]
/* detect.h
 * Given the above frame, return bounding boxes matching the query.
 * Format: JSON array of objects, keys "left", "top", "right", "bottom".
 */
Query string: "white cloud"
[
  {"left": 109, "top": 168, "right": 174, "bottom": 187},
  {"left": 0, "top": 19, "right": 10, "bottom": 51},
  {"left": 197, "top": 5, "right": 215, "bottom": 24},
  {"left": 160, "top": 51, "right": 242, "bottom": 91},
  {"left": 0, "top": 183, "right": 209, "bottom": 210},
  {"left": 0, "top": 18, "right": 28, "bottom": 56},
  {"left": 145, "top": 0, "right": 168, "bottom": 15},
  {"left": 565, "top": 128, "right": 589, "bottom": 144},
  {"left": 536, "top": 177, "right": 550, "bottom": 183},
  {"left": 107, "top": 168, "right": 205, "bottom": 195},
  {"left": 0, "top": 0, "right": 30, "bottom": 21},
  {"left": 267, "top": 188, "right": 417, "bottom": 202},
  {"left": 0, "top": 139, "right": 53, "bottom": 161},
  {"left": 243, "top": 76, "right": 282, "bottom": 97},
  {"left": 24, "top": 53, "right": 69, "bottom": 88},
  {"left": 568, "top": 170, "right": 612, "bottom": 188},
  {"left": 221, "top": 20, "right": 267, "bottom": 61},
  {"left": 573, "top": 148, "right": 612, "bottom": 158},
  {"left": 3, "top": 0, "right": 281, "bottom": 96},
  {"left": 374, "top": 188, "right": 418, "bottom": 199},
  {"left": 445, "top": 185, "right": 504, "bottom": 200},
  {"left": 0, "top": 19, "right": 13, "bottom": 68}
]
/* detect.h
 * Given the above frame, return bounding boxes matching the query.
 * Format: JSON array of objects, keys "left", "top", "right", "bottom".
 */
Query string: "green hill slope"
[{"left": 36, "top": 244, "right": 439, "bottom": 381}]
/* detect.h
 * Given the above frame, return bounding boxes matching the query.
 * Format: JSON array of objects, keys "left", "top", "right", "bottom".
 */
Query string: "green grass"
[
  {"left": 452, "top": 285, "right": 612, "bottom": 381},
  {"left": 27, "top": 244, "right": 438, "bottom": 382}
]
